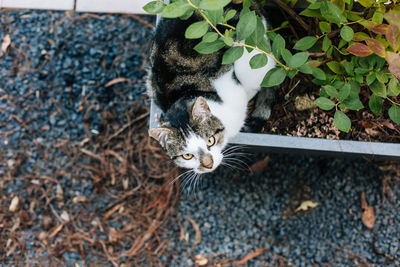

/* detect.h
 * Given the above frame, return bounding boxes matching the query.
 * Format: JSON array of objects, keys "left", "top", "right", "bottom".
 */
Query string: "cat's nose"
[
  {"left": 204, "top": 161, "right": 213, "bottom": 169},
  {"left": 202, "top": 155, "right": 213, "bottom": 169}
]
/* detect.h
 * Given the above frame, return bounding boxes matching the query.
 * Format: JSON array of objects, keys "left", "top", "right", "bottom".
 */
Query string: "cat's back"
[{"left": 147, "top": 14, "right": 229, "bottom": 112}]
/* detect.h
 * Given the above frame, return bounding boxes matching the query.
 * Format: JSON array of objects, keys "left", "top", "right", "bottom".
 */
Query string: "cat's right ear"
[
  {"left": 148, "top": 127, "right": 175, "bottom": 148},
  {"left": 191, "top": 96, "right": 211, "bottom": 123}
]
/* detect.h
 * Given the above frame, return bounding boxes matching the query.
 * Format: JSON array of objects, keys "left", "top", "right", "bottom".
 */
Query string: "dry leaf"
[
  {"left": 235, "top": 248, "right": 268, "bottom": 265},
  {"left": 48, "top": 224, "right": 64, "bottom": 238},
  {"left": 194, "top": 254, "right": 208, "bottom": 266},
  {"left": 295, "top": 200, "right": 319, "bottom": 212},
  {"left": 249, "top": 156, "right": 270, "bottom": 172},
  {"left": 184, "top": 216, "right": 202, "bottom": 247},
  {"left": 105, "top": 77, "right": 132, "bottom": 87},
  {"left": 365, "top": 127, "right": 380, "bottom": 136},
  {"left": 361, "top": 192, "right": 375, "bottom": 229},
  {"left": 1, "top": 34, "right": 11, "bottom": 56},
  {"left": 381, "top": 121, "right": 396, "bottom": 130},
  {"left": 102, "top": 203, "right": 124, "bottom": 221},
  {"left": 60, "top": 211, "right": 70, "bottom": 222},
  {"left": 9, "top": 196, "right": 19, "bottom": 212}
]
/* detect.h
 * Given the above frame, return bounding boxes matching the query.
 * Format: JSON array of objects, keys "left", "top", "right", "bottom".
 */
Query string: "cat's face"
[{"left": 149, "top": 97, "right": 227, "bottom": 174}]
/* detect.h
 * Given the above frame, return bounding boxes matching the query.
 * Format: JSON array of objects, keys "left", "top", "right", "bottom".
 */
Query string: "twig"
[
  {"left": 125, "top": 14, "right": 155, "bottom": 28},
  {"left": 104, "top": 111, "right": 149, "bottom": 144},
  {"left": 270, "top": 0, "right": 311, "bottom": 33}
]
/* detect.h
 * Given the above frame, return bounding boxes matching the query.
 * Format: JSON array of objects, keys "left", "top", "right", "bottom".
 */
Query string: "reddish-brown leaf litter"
[{"left": 1, "top": 102, "right": 181, "bottom": 266}]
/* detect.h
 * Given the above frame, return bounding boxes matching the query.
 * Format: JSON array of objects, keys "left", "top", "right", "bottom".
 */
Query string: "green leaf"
[
  {"left": 323, "top": 85, "right": 338, "bottom": 98},
  {"left": 320, "top": 0, "right": 347, "bottom": 25},
  {"left": 338, "top": 83, "right": 351, "bottom": 101},
  {"left": 161, "top": 1, "right": 190, "bottom": 18},
  {"left": 206, "top": 8, "right": 224, "bottom": 24},
  {"left": 249, "top": 53, "right": 268, "bottom": 69},
  {"left": 293, "top": 36, "right": 318, "bottom": 50},
  {"left": 246, "top": 16, "right": 266, "bottom": 47},
  {"left": 315, "top": 97, "right": 335, "bottom": 110},
  {"left": 143, "top": 1, "right": 165, "bottom": 14},
  {"left": 224, "top": 9, "right": 236, "bottom": 22},
  {"left": 388, "top": 77, "right": 400, "bottom": 97},
  {"left": 272, "top": 34, "right": 285, "bottom": 58},
  {"left": 312, "top": 68, "right": 327, "bottom": 80},
  {"left": 298, "top": 64, "right": 313, "bottom": 74},
  {"left": 334, "top": 110, "right": 351, "bottom": 132},
  {"left": 322, "top": 36, "right": 331, "bottom": 52},
  {"left": 366, "top": 72, "right": 376, "bottom": 85},
  {"left": 300, "top": 8, "right": 321, "bottom": 18},
  {"left": 256, "top": 38, "right": 271, "bottom": 53},
  {"left": 388, "top": 105, "right": 400, "bottom": 124},
  {"left": 369, "top": 80, "right": 387, "bottom": 98},
  {"left": 202, "top": 32, "right": 218, "bottom": 43},
  {"left": 200, "top": 0, "right": 231, "bottom": 10},
  {"left": 376, "top": 71, "right": 389, "bottom": 84},
  {"left": 287, "top": 69, "right": 297, "bottom": 78},
  {"left": 368, "top": 94, "right": 383, "bottom": 116},
  {"left": 222, "top": 46, "right": 244, "bottom": 64},
  {"left": 341, "top": 97, "right": 364, "bottom": 110},
  {"left": 281, "top": 49, "right": 292, "bottom": 64},
  {"left": 185, "top": 21, "right": 209, "bottom": 39},
  {"left": 327, "top": 61, "right": 343, "bottom": 74},
  {"left": 319, "top": 21, "right": 331, "bottom": 33},
  {"left": 347, "top": 11, "right": 362, "bottom": 21},
  {"left": 261, "top": 68, "right": 287, "bottom": 87},
  {"left": 194, "top": 39, "right": 225, "bottom": 54},
  {"left": 287, "top": 52, "right": 309, "bottom": 68},
  {"left": 223, "top": 36, "right": 234, "bottom": 46},
  {"left": 236, "top": 11, "right": 257, "bottom": 40},
  {"left": 340, "top": 26, "right": 354, "bottom": 42},
  {"left": 343, "top": 61, "right": 354, "bottom": 75},
  {"left": 357, "top": 0, "right": 374, "bottom": 8}
]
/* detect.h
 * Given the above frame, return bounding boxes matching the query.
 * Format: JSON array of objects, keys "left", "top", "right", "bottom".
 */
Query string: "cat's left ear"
[
  {"left": 148, "top": 126, "right": 175, "bottom": 148},
  {"left": 191, "top": 96, "right": 211, "bottom": 123}
]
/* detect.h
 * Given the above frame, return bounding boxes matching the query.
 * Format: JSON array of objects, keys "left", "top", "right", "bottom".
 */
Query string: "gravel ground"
[{"left": 1, "top": 10, "right": 400, "bottom": 266}]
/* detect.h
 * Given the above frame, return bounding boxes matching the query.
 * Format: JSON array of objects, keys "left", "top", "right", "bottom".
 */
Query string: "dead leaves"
[
  {"left": 249, "top": 155, "right": 270, "bottom": 172},
  {"left": 1, "top": 34, "right": 11, "bottom": 57},
  {"left": 235, "top": 248, "right": 268, "bottom": 265},
  {"left": 184, "top": 216, "right": 202, "bottom": 248},
  {"left": 295, "top": 200, "right": 319, "bottom": 212},
  {"left": 361, "top": 192, "right": 375, "bottom": 229},
  {"left": 105, "top": 77, "right": 132, "bottom": 87}
]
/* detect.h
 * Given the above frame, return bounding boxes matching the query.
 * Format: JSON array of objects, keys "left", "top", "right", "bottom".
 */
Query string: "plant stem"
[
  {"left": 386, "top": 97, "right": 400, "bottom": 107},
  {"left": 187, "top": 0, "right": 290, "bottom": 70},
  {"left": 233, "top": 41, "right": 290, "bottom": 70},
  {"left": 218, "top": 23, "right": 236, "bottom": 30}
]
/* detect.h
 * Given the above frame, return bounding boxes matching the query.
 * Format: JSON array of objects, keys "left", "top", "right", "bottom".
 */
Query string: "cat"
[{"left": 147, "top": 1, "right": 276, "bottom": 174}]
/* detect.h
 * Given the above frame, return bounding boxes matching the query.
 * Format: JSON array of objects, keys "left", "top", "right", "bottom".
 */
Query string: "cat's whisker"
[
  {"left": 223, "top": 157, "right": 250, "bottom": 170},
  {"left": 221, "top": 161, "right": 243, "bottom": 171},
  {"left": 169, "top": 169, "right": 193, "bottom": 185},
  {"left": 223, "top": 145, "right": 249, "bottom": 154}
]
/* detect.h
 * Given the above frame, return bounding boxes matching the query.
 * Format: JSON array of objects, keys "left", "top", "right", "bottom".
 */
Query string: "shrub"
[{"left": 144, "top": 0, "right": 400, "bottom": 132}]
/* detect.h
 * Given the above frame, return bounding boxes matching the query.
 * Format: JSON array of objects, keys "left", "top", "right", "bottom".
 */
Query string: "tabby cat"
[{"left": 148, "top": 1, "right": 276, "bottom": 174}]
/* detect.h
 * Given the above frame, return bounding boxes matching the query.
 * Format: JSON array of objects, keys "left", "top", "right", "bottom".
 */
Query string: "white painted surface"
[
  {"left": 76, "top": 0, "right": 151, "bottom": 14},
  {"left": 2, "top": 0, "right": 74, "bottom": 10}
]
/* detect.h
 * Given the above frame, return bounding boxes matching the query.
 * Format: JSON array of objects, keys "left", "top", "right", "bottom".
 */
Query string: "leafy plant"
[{"left": 143, "top": 0, "right": 400, "bottom": 133}]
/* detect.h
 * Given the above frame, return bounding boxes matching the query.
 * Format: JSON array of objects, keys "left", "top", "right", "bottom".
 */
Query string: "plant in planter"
[{"left": 144, "top": 0, "right": 400, "bottom": 146}]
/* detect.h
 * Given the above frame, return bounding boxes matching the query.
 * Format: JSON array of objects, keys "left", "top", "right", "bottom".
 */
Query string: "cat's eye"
[
  {"left": 207, "top": 136, "right": 215, "bottom": 147},
  {"left": 182, "top": 153, "right": 194, "bottom": 160}
]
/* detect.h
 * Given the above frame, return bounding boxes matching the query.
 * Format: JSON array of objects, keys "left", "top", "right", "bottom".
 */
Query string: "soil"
[{"left": 260, "top": 75, "right": 400, "bottom": 143}]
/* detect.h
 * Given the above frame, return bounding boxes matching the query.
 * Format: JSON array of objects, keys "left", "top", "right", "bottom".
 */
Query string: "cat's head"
[{"left": 149, "top": 97, "right": 227, "bottom": 173}]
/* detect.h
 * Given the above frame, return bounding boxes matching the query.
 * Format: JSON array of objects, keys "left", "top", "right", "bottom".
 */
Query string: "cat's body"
[{"left": 148, "top": 2, "right": 276, "bottom": 174}]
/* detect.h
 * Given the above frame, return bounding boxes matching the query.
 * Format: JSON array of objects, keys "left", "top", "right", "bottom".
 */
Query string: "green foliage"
[{"left": 144, "top": 0, "right": 400, "bottom": 133}]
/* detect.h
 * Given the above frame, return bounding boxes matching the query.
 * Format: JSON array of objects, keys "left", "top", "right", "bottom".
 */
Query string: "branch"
[{"left": 269, "top": 0, "right": 311, "bottom": 33}]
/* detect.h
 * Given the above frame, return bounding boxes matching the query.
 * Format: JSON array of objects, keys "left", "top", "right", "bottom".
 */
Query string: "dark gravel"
[{"left": 1, "top": 9, "right": 399, "bottom": 266}]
